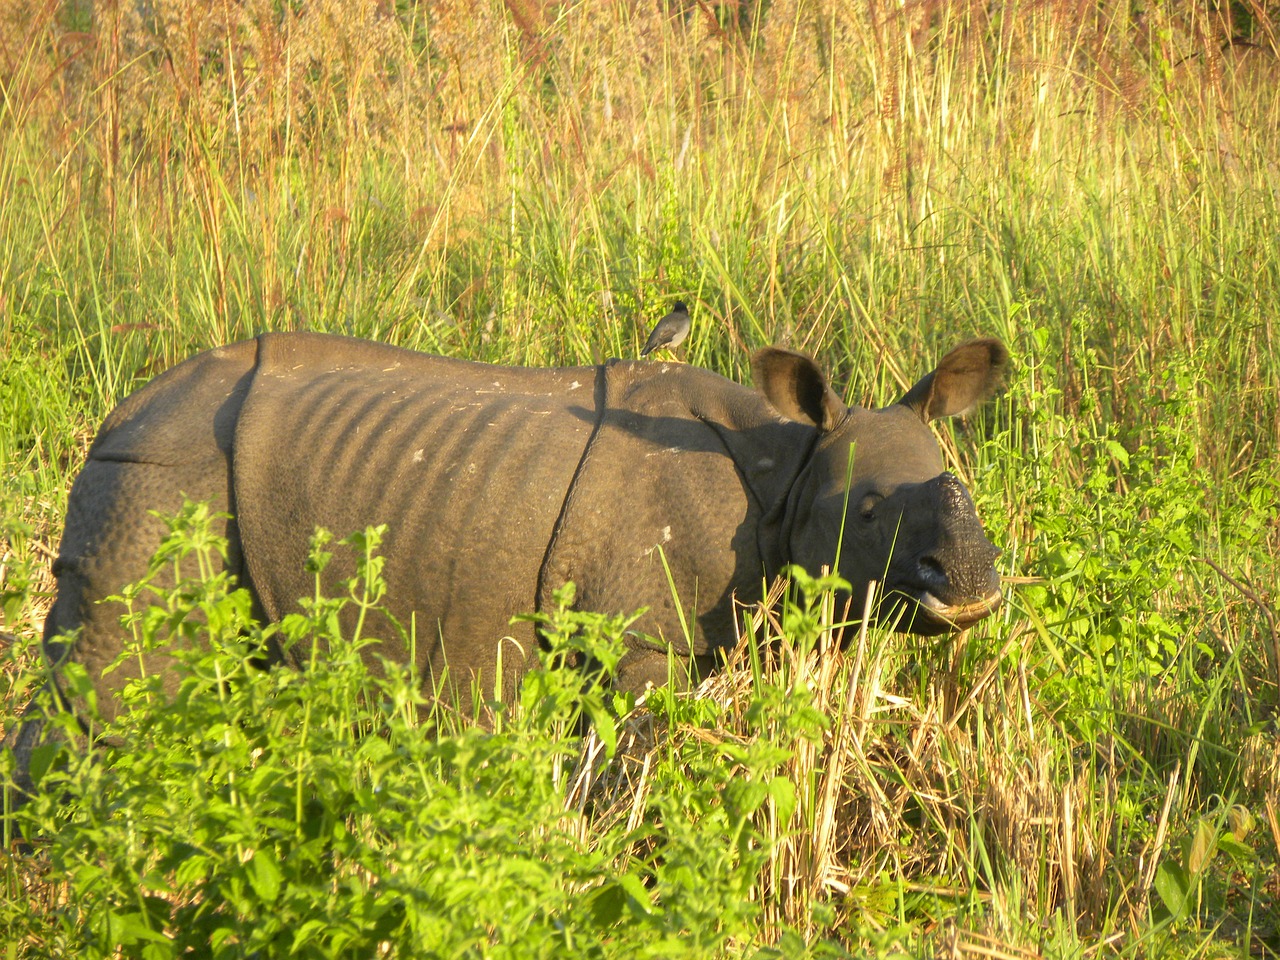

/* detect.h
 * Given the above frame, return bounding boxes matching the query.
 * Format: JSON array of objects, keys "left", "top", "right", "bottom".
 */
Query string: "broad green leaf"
[
  {"left": 767, "top": 775, "right": 797, "bottom": 823},
  {"left": 247, "top": 847, "right": 283, "bottom": 903},
  {"left": 291, "top": 918, "right": 330, "bottom": 952},
  {"left": 1153, "top": 861, "right": 1192, "bottom": 920},
  {"left": 1187, "top": 818, "right": 1216, "bottom": 876},
  {"left": 618, "top": 871, "right": 660, "bottom": 916},
  {"left": 1217, "top": 834, "right": 1256, "bottom": 863},
  {"left": 586, "top": 880, "right": 627, "bottom": 927},
  {"left": 107, "top": 910, "right": 172, "bottom": 945},
  {"left": 174, "top": 854, "right": 212, "bottom": 889},
  {"left": 1105, "top": 439, "right": 1130, "bottom": 467}
]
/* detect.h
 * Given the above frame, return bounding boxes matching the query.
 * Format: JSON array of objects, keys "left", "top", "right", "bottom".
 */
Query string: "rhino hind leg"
[
  {"left": 5, "top": 455, "right": 240, "bottom": 798},
  {"left": 47, "top": 457, "right": 245, "bottom": 711}
]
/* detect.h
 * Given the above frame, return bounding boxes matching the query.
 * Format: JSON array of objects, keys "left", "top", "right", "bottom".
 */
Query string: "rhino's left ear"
[
  {"left": 899, "top": 338, "right": 1009, "bottom": 421},
  {"left": 752, "top": 347, "right": 846, "bottom": 431}
]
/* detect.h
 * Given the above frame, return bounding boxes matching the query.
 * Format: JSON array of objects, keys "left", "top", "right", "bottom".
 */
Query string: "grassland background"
[{"left": 1, "top": 0, "right": 1278, "bottom": 956}]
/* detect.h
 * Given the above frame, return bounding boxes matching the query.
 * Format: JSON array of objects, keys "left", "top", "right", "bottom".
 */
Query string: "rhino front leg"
[
  {"left": 613, "top": 647, "right": 720, "bottom": 697},
  {"left": 4, "top": 696, "right": 58, "bottom": 801}
]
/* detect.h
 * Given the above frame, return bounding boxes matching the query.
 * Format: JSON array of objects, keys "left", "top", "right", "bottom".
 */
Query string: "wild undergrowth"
[
  {"left": 1, "top": 0, "right": 1278, "bottom": 956},
  {"left": 0, "top": 508, "right": 839, "bottom": 958}
]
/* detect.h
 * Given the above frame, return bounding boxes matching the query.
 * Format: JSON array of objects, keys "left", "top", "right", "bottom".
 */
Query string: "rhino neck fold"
[
  {"left": 534, "top": 361, "right": 815, "bottom": 659},
  {"left": 775, "top": 434, "right": 828, "bottom": 573},
  {"left": 534, "top": 360, "right": 613, "bottom": 621},
  {"left": 712, "top": 417, "right": 820, "bottom": 578}
]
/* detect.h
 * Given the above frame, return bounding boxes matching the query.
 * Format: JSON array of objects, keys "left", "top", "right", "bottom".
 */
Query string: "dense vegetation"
[{"left": 1, "top": 0, "right": 1277, "bottom": 955}]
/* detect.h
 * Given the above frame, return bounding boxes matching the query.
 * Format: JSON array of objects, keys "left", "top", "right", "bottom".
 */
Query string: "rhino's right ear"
[
  {"left": 752, "top": 347, "right": 846, "bottom": 431},
  {"left": 899, "top": 338, "right": 1009, "bottom": 421}
]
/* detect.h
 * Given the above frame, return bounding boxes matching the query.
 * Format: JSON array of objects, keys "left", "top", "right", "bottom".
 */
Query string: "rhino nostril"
[{"left": 918, "top": 555, "right": 947, "bottom": 588}]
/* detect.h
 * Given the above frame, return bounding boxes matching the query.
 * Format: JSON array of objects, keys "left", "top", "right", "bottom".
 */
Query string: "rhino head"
[{"left": 754, "top": 339, "right": 1008, "bottom": 634}]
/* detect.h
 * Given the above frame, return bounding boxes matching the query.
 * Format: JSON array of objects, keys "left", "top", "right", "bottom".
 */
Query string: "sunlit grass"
[{"left": 1, "top": 0, "right": 1278, "bottom": 955}]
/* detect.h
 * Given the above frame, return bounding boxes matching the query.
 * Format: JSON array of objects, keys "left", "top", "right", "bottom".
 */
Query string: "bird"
[{"left": 640, "top": 301, "right": 691, "bottom": 358}]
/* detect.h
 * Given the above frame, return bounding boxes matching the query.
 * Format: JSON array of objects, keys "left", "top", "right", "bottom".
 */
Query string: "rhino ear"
[
  {"left": 899, "top": 338, "right": 1009, "bottom": 421},
  {"left": 752, "top": 347, "right": 846, "bottom": 431}
]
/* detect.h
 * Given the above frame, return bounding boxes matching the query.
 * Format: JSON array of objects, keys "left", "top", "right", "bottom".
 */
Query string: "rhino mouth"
[
  {"left": 869, "top": 584, "right": 1001, "bottom": 635},
  {"left": 909, "top": 586, "right": 1003, "bottom": 631}
]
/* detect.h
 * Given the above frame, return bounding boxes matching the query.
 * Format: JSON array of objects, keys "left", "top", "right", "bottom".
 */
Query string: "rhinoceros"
[{"left": 9, "top": 332, "right": 1006, "bottom": 784}]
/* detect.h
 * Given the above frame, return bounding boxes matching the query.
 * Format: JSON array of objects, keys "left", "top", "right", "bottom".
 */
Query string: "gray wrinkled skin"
[{"left": 8, "top": 332, "right": 1007, "bottom": 792}]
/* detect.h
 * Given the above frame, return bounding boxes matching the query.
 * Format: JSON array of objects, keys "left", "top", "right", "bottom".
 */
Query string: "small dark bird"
[{"left": 640, "top": 301, "right": 691, "bottom": 358}]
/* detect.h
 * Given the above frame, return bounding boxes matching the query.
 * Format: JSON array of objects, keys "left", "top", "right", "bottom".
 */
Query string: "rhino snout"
[
  {"left": 897, "top": 473, "right": 1003, "bottom": 631},
  {"left": 914, "top": 537, "right": 1001, "bottom": 600}
]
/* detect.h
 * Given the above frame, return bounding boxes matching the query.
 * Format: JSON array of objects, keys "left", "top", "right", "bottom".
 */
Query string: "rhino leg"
[
  {"left": 613, "top": 648, "right": 720, "bottom": 696},
  {"left": 5, "top": 455, "right": 241, "bottom": 798},
  {"left": 4, "top": 698, "right": 54, "bottom": 800},
  {"left": 47, "top": 457, "right": 245, "bottom": 714}
]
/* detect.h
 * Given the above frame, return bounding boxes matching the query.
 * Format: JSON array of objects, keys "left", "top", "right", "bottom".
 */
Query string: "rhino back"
[
  {"left": 232, "top": 333, "right": 601, "bottom": 700},
  {"left": 90, "top": 338, "right": 261, "bottom": 466}
]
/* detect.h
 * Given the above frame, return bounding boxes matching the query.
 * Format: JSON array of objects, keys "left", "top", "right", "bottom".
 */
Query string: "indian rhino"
[{"left": 10, "top": 332, "right": 1006, "bottom": 783}]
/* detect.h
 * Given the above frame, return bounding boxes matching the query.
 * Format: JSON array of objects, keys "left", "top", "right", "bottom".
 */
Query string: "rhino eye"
[{"left": 858, "top": 493, "right": 882, "bottom": 521}]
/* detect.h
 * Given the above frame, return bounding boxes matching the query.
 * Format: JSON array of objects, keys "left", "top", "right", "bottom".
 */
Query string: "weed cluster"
[{"left": 2, "top": 508, "right": 837, "bottom": 957}]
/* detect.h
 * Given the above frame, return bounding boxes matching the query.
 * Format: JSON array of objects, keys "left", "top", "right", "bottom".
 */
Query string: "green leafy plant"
[
  {"left": 2, "top": 506, "right": 851, "bottom": 958},
  {"left": 1154, "top": 802, "right": 1263, "bottom": 926}
]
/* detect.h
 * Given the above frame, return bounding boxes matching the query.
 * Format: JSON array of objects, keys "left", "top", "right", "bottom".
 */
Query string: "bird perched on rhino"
[{"left": 640, "top": 300, "right": 691, "bottom": 358}]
